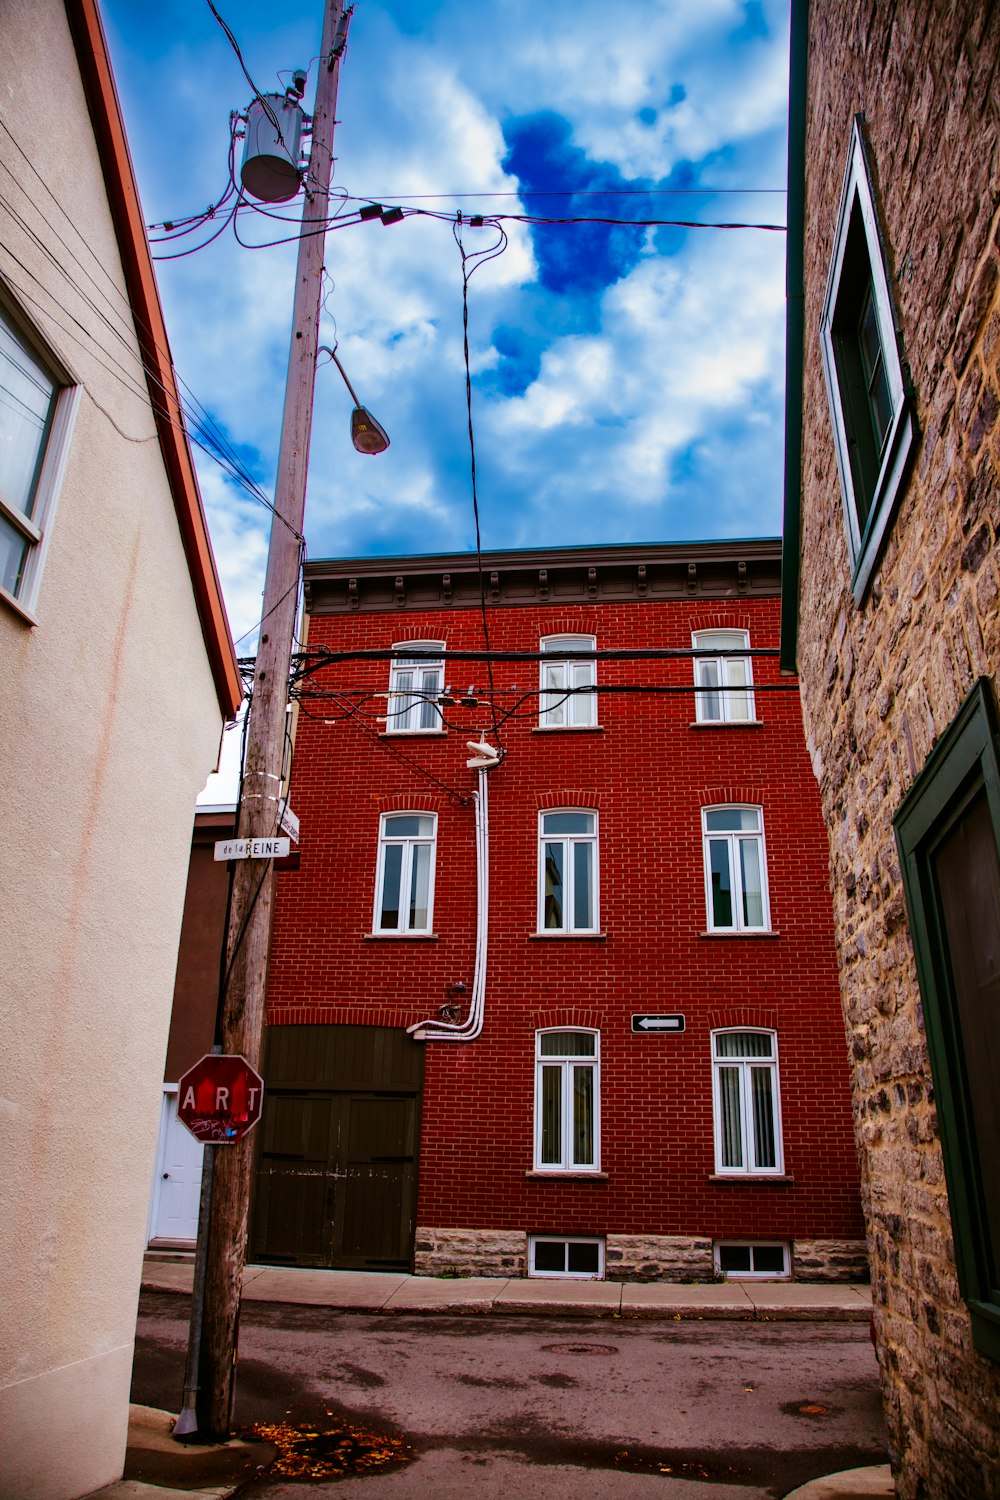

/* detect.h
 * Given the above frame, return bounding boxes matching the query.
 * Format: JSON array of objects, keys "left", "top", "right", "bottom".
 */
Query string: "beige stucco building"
[
  {"left": 782, "top": 1, "right": 1000, "bottom": 1495},
  {"left": 0, "top": 3, "right": 241, "bottom": 1497}
]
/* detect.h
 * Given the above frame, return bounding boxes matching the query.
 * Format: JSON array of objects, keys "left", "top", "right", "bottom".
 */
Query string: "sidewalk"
[
  {"left": 106, "top": 1256, "right": 889, "bottom": 1500},
  {"left": 141, "top": 1253, "right": 874, "bottom": 1322}
]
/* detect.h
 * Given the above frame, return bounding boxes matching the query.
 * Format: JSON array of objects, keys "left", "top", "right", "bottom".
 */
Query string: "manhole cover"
[
  {"left": 797, "top": 1403, "right": 829, "bottom": 1417},
  {"left": 541, "top": 1342, "right": 618, "bottom": 1356}
]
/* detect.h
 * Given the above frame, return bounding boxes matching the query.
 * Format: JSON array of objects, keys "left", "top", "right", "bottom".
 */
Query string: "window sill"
[
  {"left": 699, "top": 929, "right": 779, "bottom": 939},
  {"left": 364, "top": 931, "right": 439, "bottom": 941},
  {"left": 0, "top": 582, "right": 37, "bottom": 626},
  {"left": 689, "top": 719, "right": 763, "bottom": 729},
  {"left": 525, "top": 1170, "right": 609, "bottom": 1181},
  {"left": 378, "top": 729, "right": 446, "bottom": 738},
  {"left": 530, "top": 931, "right": 607, "bottom": 940},
  {"left": 708, "top": 1174, "right": 795, "bottom": 1185},
  {"left": 532, "top": 725, "right": 604, "bottom": 734}
]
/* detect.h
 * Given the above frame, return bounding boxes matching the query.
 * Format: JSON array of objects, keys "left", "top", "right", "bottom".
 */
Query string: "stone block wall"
[
  {"left": 415, "top": 1227, "right": 867, "bottom": 1283},
  {"left": 414, "top": 1228, "right": 527, "bottom": 1278},
  {"left": 794, "top": 3, "right": 1000, "bottom": 1495}
]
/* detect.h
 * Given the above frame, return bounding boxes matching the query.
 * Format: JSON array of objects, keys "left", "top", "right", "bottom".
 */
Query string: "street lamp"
[{"left": 320, "top": 345, "right": 390, "bottom": 455}]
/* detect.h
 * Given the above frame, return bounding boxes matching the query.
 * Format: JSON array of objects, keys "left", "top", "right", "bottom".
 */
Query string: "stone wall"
[
  {"left": 605, "top": 1234, "right": 713, "bottom": 1282},
  {"left": 794, "top": 3, "right": 1000, "bottom": 1495},
  {"left": 414, "top": 1228, "right": 527, "bottom": 1278},
  {"left": 791, "top": 1239, "right": 870, "bottom": 1284},
  {"left": 415, "top": 1228, "right": 867, "bottom": 1283}
]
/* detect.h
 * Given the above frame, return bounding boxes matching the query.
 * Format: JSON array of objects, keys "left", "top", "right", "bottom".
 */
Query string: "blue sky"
[{"left": 101, "top": 0, "right": 789, "bottom": 643}]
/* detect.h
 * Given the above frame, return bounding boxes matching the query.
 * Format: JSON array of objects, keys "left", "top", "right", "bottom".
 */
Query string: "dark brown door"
[{"left": 251, "top": 1026, "right": 423, "bottom": 1270}]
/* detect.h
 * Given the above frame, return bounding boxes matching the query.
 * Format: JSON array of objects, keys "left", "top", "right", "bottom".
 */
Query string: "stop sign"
[{"left": 177, "top": 1053, "right": 264, "bottom": 1144}]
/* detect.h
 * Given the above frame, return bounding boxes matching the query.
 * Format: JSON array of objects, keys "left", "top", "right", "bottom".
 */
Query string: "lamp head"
[{"left": 351, "top": 407, "right": 390, "bottom": 455}]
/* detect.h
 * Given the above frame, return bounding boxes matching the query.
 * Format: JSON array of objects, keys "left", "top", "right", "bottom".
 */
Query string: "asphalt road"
[{"left": 132, "top": 1290, "right": 888, "bottom": 1499}]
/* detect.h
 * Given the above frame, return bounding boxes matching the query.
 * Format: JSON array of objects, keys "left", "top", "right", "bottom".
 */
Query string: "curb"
[{"left": 140, "top": 1260, "right": 872, "bottom": 1324}]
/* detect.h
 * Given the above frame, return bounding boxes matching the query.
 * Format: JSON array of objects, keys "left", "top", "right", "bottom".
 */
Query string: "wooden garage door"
[{"left": 251, "top": 1025, "right": 423, "bottom": 1270}]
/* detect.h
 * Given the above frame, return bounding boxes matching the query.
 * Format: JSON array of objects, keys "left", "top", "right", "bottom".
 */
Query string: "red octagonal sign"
[{"left": 177, "top": 1053, "right": 264, "bottom": 1144}]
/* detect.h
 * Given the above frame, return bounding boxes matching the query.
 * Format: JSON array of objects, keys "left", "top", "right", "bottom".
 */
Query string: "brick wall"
[
  {"left": 794, "top": 3, "right": 1000, "bottom": 1494},
  {"left": 268, "top": 582, "right": 863, "bottom": 1272}
]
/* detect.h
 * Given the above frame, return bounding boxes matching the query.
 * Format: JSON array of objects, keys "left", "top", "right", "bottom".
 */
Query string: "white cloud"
[
  {"left": 483, "top": 228, "right": 785, "bottom": 528},
  {"left": 104, "top": 0, "right": 791, "bottom": 602}
]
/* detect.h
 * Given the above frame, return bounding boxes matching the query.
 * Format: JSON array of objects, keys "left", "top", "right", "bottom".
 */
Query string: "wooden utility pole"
[{"left": 197, "top": 0, "right": 350, "bottom": 1439}]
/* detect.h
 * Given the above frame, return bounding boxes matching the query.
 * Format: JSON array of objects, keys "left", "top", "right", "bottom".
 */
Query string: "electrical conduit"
[{"left": 407, "top": 741, "right": 499, "bottom": 1041}]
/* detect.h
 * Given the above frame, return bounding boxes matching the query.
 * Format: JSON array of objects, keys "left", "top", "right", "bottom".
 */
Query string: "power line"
[
  {"left": 0, "top": 116, "right": 286, "bottom": 516},
  {"left": 348, "top": 187, "right": 788, "bottom": 199},
  {"left": 452, "top": 217, "right": 509, "bottom": 759},
  {"left": 204, "top": 0, "right": 286, "bottom": 143}
]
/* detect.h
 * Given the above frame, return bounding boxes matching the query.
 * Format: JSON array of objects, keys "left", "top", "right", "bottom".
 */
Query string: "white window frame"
[
  {"left": 820, "top": 116, "right": 916, "bottom": 605},
  {"left": 714, "top": 1241, "right": 789, "bottom": 1279},
  {"left": 539, "top": 634, "right": 597, "bottom": 727},
  {"left": 692, "top": 629, "right": 755, "bottom": 723},
  {"left": 533, "top": 1028, "right": 600, "bottom": 1173},
  {"left": 538, "top": 809, "right": 599, "bottom": 934},
  {"left": 702, "top": 805, "right": 771, "bottom": 933},
  {"left": 0, "top": 294, "right": 81, "bottom": 621},
  {"left": 373, "top": 811, "right": 437, "bottom": 934},
  {"left": 386, "top": 641, "right": 445, "bottom": 734},
  {"left": 529, "top": 1234, "right": 605, "bottom": 1279},
  {"left": 711, "top": 1029, "right": 784, "bottom": 1176}
]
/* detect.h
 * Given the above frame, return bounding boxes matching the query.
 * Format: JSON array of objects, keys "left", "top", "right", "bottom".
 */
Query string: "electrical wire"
[
  {"left": 351, "top": 187, "right": 787, "bottom": 200},
  {"left": 0, "top": 113, "right": 276, "bottom": 513},
  {"left": 0, "top": 181, "right": 299, "bottom": 538},
  {"left": 204, "top": 0, "right": 286, "bottom": 143},
  {"left": 453, "top": 215, "right": 509, "bottom": 759},
  {"left": 306, "top": 686, "right": 471, "bottom": 803}
]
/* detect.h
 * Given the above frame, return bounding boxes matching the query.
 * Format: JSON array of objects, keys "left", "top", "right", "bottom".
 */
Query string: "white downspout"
[{"left": 408, "top": 741, "right": 498, "bottom": 1042}]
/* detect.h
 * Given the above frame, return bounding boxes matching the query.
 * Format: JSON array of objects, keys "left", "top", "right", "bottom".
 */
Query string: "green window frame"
[
  {"left": 894, "top": 678, "right": 1000, "bottom": 1362},
  {"left": 820, "top": 116, "right": 917, "bottom": 605}
]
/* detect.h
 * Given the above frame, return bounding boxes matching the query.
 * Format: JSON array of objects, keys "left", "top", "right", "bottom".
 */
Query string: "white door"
[{"left": 148, "top": 1090, "right": 204, "bottom": 1245}]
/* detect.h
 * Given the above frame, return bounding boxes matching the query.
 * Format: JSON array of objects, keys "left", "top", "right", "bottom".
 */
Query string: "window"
[
  {"left": 0, "top": 298, "right": 79, "bottom": 617},
  {"left": 387, "top": 642, "right": 444, "bottom": 733},
  {"left": 539, "top": 635, "right": 597, "bottom": 727},
  {"left": 895, "top": 679, "right": 1000, "bottom": 1361},
  {"left": 820, "top": 116, "right": 916, "bottom": 604},
  {"left": 714, "top": 1242, "right": 788, "bottom": 1279},
  {"left": 529, "top": 1235, "right": 605, "bottom": 1279},
  {"left": 374, "top": 813, "right": 436, "bottom": 933},
  {"left": 712, "top": 1030, "right": 783, "bottom": 1175},
  {"left": 539, "top": 811, "right": 598, "bottom": 932},
  {"left": 534, "top": 1029, "right": 600, "bottom": 1171},
  {"left": 692, "top": 629, "right": 755, "bottom": 722},
  {"left": 702, "top": 807, "right": 770, "bottom": 932}
]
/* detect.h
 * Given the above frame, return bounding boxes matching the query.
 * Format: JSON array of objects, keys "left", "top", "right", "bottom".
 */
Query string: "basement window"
[
  {"left": 529, "top": 1235, "right": 605, "bottom": 1279},
  {"left": 714, "top": 1242, "right": 789, "bottom": 1279}
]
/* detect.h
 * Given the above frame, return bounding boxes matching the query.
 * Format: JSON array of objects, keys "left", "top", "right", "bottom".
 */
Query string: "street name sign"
[
  {"left": 213, "top": 836, "right": 290, "bottom": 862},
  {"left": 631, "top": 1014, "right": 686, "bottom": 1034},
  {"left": 177, "top": 1053, "right": 264, "bottom": 1144},
  {"left": 279, "top": 803, "right": 299, "bottom": 842}
]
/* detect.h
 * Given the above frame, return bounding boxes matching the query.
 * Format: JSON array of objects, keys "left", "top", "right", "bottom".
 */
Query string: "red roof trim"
[{"left": 64, "top": 0, "right": 242, "bottom": 719}]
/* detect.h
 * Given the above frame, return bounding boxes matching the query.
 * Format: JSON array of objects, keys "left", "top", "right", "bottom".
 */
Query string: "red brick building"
[{"left": 258, "top": 539, "right": 863, "bottom": 1282}]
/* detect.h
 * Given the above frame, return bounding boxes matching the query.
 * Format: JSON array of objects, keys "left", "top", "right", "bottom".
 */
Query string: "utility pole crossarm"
[{"left": 197, "top": 0, "right": 350, "bottom": 1440}]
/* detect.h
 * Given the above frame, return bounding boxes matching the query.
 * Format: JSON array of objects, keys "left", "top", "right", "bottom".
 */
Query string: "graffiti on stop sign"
[{"left": 177, "top": 1053, "right": 264, "bottom": 1144}]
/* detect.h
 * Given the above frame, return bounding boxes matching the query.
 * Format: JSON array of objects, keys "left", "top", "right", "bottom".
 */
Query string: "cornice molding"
[{"left": 304, "top": 540, "right": 781, "bottom": 615}]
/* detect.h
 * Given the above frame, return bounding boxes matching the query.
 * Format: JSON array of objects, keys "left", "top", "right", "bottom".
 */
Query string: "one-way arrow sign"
[{"left": 631, "top": 1014, "right": 686, "bottom": 1034}]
